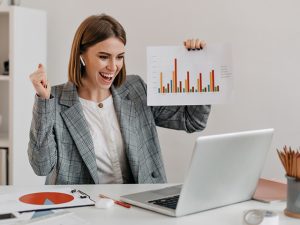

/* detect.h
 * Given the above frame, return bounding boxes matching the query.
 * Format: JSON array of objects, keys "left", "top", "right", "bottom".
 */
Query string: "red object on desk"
[
  {"left": 114, "top": 200, "right": 131, "bottom": 208},
  {"left": 99, "top": 194, "right": 131, "bottom": 208}
]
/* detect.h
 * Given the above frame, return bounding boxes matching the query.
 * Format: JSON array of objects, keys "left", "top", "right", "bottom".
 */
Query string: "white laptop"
[{"left": 120, "top": 129, "right": 274, "bottom": 217}]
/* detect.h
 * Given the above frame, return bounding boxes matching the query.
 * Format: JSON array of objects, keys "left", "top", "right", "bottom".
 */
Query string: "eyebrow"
[{"left": 97, "top": 52, "right": 125, "bottom": 56}]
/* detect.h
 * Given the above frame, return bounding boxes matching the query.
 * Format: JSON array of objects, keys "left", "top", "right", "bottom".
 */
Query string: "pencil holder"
[{"left": 284, "top": 176, "right": 300, "bottom": 218}]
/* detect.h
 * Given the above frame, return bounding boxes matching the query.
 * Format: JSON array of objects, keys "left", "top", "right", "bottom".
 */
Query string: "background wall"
[{"left": 21, "top": 0, "right": 300, "bottom": 183}]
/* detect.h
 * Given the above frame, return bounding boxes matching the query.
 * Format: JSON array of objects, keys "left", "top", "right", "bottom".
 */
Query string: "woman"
[{"left": 28, "top": 14, "right": 211, "bottom": 184}]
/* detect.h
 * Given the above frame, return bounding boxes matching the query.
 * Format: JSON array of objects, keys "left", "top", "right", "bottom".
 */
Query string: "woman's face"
[{"left": 81, "top": 37, "right": 125, "bottom": 90}]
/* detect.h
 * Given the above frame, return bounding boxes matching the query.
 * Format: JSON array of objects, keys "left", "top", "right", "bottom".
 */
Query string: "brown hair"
[{"left": 68, "top": 14, "right": 126, "bottom": 87}]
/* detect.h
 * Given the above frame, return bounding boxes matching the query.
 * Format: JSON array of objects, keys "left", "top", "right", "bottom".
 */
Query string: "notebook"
[
  {"left": 120, "top": 129, "right": 274, "bottom": 217},
  {"left": 0, "top": 188, "right": 94, "bottom": 214},
  {"left": 253, "top": 178, "right": 287, "bottom": 203}
]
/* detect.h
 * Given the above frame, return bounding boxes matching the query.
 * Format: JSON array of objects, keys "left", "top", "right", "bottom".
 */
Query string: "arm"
[
  {"left": 136, "top": 76, "right": 211, "bottom": 133},
  {"left": 151, "top": 104, "right": 211, "bottom": 133},
  {"left": 28, "top": 95, "right": 57, "bottom": 176},
  {"left": 28, "top": 64, "right": 57, "bottom": 176},
  {"left": 151, "top": 38, "right": 210, "bottom": 132}
]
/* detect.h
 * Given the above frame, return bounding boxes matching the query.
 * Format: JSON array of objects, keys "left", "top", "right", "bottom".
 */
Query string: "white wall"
[{"left": 21, "top": 0, "right": 300, "bottom": 183}]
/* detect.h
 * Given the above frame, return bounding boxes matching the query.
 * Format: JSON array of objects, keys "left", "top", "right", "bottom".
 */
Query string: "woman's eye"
[
  {"left": 99, "top": 55, "right": 108, "bottom": 60},
  {"left": 117, "top": 55, "right": 124, "bottom": 60}
]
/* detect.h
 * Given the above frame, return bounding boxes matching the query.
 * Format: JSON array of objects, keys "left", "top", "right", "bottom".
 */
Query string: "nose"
[{"left": 106, "top": 59, "right": 117, "bottom": 72}]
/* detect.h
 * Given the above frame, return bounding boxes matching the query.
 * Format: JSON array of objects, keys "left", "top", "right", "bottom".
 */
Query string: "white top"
[{"left": 79, "top": 96, "right": 130, "bottom": 184}]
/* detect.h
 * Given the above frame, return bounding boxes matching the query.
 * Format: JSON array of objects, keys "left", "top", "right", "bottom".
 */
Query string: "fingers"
[
  {"left": 184, "top": 39, "right": 206, "bottom": 51},
  {"left": 184, "top": 40, "right": 191, "bottom": 50},
  {"left": 30, "top": 70, "right": 47, "bottom": 87},
  {"left": 29, "top": 64, "right": 50, "bottom": 99},
  {"left": 200, "top": 40, "right": 206, "bottom": 49},
  {"left": 195, "top": 39, "right": 201, "bottom": 49},
  {"left": 46, "top": 80, "right": 51, "bottom": 96},
  {"left": 37, "top": 63, "right": 47, "bottom": 88},
  {"left": 37, "top": 63, "right": 46, "bottom": 74}
]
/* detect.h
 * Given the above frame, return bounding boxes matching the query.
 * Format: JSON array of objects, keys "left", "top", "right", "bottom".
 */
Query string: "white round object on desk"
[
  {"left": 95, "top": 198, "right": 114, "bottom": 209},
  {"left": 243, "top": 209, "right": 279, "bottom": 225}
]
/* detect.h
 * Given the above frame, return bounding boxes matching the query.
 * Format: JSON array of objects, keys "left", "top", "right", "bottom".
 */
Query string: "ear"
[{"left": 80, "top": 55, "right": 86, "bottom": 66}]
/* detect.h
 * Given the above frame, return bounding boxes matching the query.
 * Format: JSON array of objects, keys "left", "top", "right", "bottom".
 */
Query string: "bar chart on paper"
[{"left": 147, "top": 44, "right": 233, "bottom": 105}]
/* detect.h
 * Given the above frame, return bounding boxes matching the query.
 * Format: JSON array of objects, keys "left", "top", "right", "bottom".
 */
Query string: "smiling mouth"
[{"left": 99, "top": 72, "right": 114, "bottom": 81}]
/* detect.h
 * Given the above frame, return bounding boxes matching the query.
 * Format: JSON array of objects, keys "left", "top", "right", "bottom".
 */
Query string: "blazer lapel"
[
  {"left": 111, "top": 85, "right": 139, "bottom": 182},
  {"left": 60, "top": 82, "right": 99, "bottom": 184}
]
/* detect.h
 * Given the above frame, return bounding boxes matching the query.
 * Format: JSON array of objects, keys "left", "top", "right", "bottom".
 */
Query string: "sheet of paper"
[
  {"left": 147, "top": 44, "right": 233, "bottom": 105},
  {"left": 0, "top": 210, "right": 69, "bottom": 225},
  {"left": 0, "top": 188, "right": 94, "bottom": 214},
  {"left": 20, "top": 211, "right": 90, "bottom": 225}
]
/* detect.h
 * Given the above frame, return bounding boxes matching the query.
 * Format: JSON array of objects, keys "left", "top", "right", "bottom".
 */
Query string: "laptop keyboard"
[{"left": 148, "top": 195, "right": 180, "bottom": 209}]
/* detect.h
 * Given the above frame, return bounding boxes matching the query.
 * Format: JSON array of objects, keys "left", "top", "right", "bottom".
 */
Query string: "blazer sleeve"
[
  {"left": 139, "top": 76, "right": 211, "bottom": 133},
  {"left": 27, "top": 95, "right": 57, "bottom": 176}
]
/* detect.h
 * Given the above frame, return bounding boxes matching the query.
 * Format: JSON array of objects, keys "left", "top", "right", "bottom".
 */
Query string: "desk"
[{"left": 0, "top": 184, "right": 299, "bottom": 225}]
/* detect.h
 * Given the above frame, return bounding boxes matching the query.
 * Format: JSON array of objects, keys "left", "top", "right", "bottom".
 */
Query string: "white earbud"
[{"left": 80, "top": 55, "right": 86, "bottom": 66}]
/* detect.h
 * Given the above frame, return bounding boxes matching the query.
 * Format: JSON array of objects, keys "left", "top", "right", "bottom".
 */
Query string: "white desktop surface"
[{"left": 0, "top": 184, "right": 298, "bottom": 225}]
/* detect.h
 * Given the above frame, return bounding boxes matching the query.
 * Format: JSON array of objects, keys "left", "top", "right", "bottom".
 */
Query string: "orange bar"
[
  {"left": 172, "top": 71, "right": 175, "bottom": 93},
  {"left": 167, "top": 83, "right": 170, "bottom": 93},
  {"left": 212, "top": 69, "right": 215, "bottom": 92},
  {"left": 175, "top": 58, "right": 178, "bottom": 92},
  {"left": 187, "top": 71, "right": 190, "bottom": 93},
  {"left": 160, "top": 72, "right": 163, "bottom": 93},
  {"left": 200, "top": 73, "right": 202, "bottom": 92},
  {"left": 162, "top": 85, "right": 165, "bottom": 93},
  {"left": 192, "top": 86, "right": 194, "bottom": 92}
]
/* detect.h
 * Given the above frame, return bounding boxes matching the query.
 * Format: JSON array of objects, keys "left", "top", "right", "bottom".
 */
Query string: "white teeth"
[{"left": 99, "top": 72, "right": 113, "bottom": 81}]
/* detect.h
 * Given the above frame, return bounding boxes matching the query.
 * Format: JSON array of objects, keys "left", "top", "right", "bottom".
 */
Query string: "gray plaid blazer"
[{"left": 28, "top": 75, "right": 211, "bottom": 184}]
